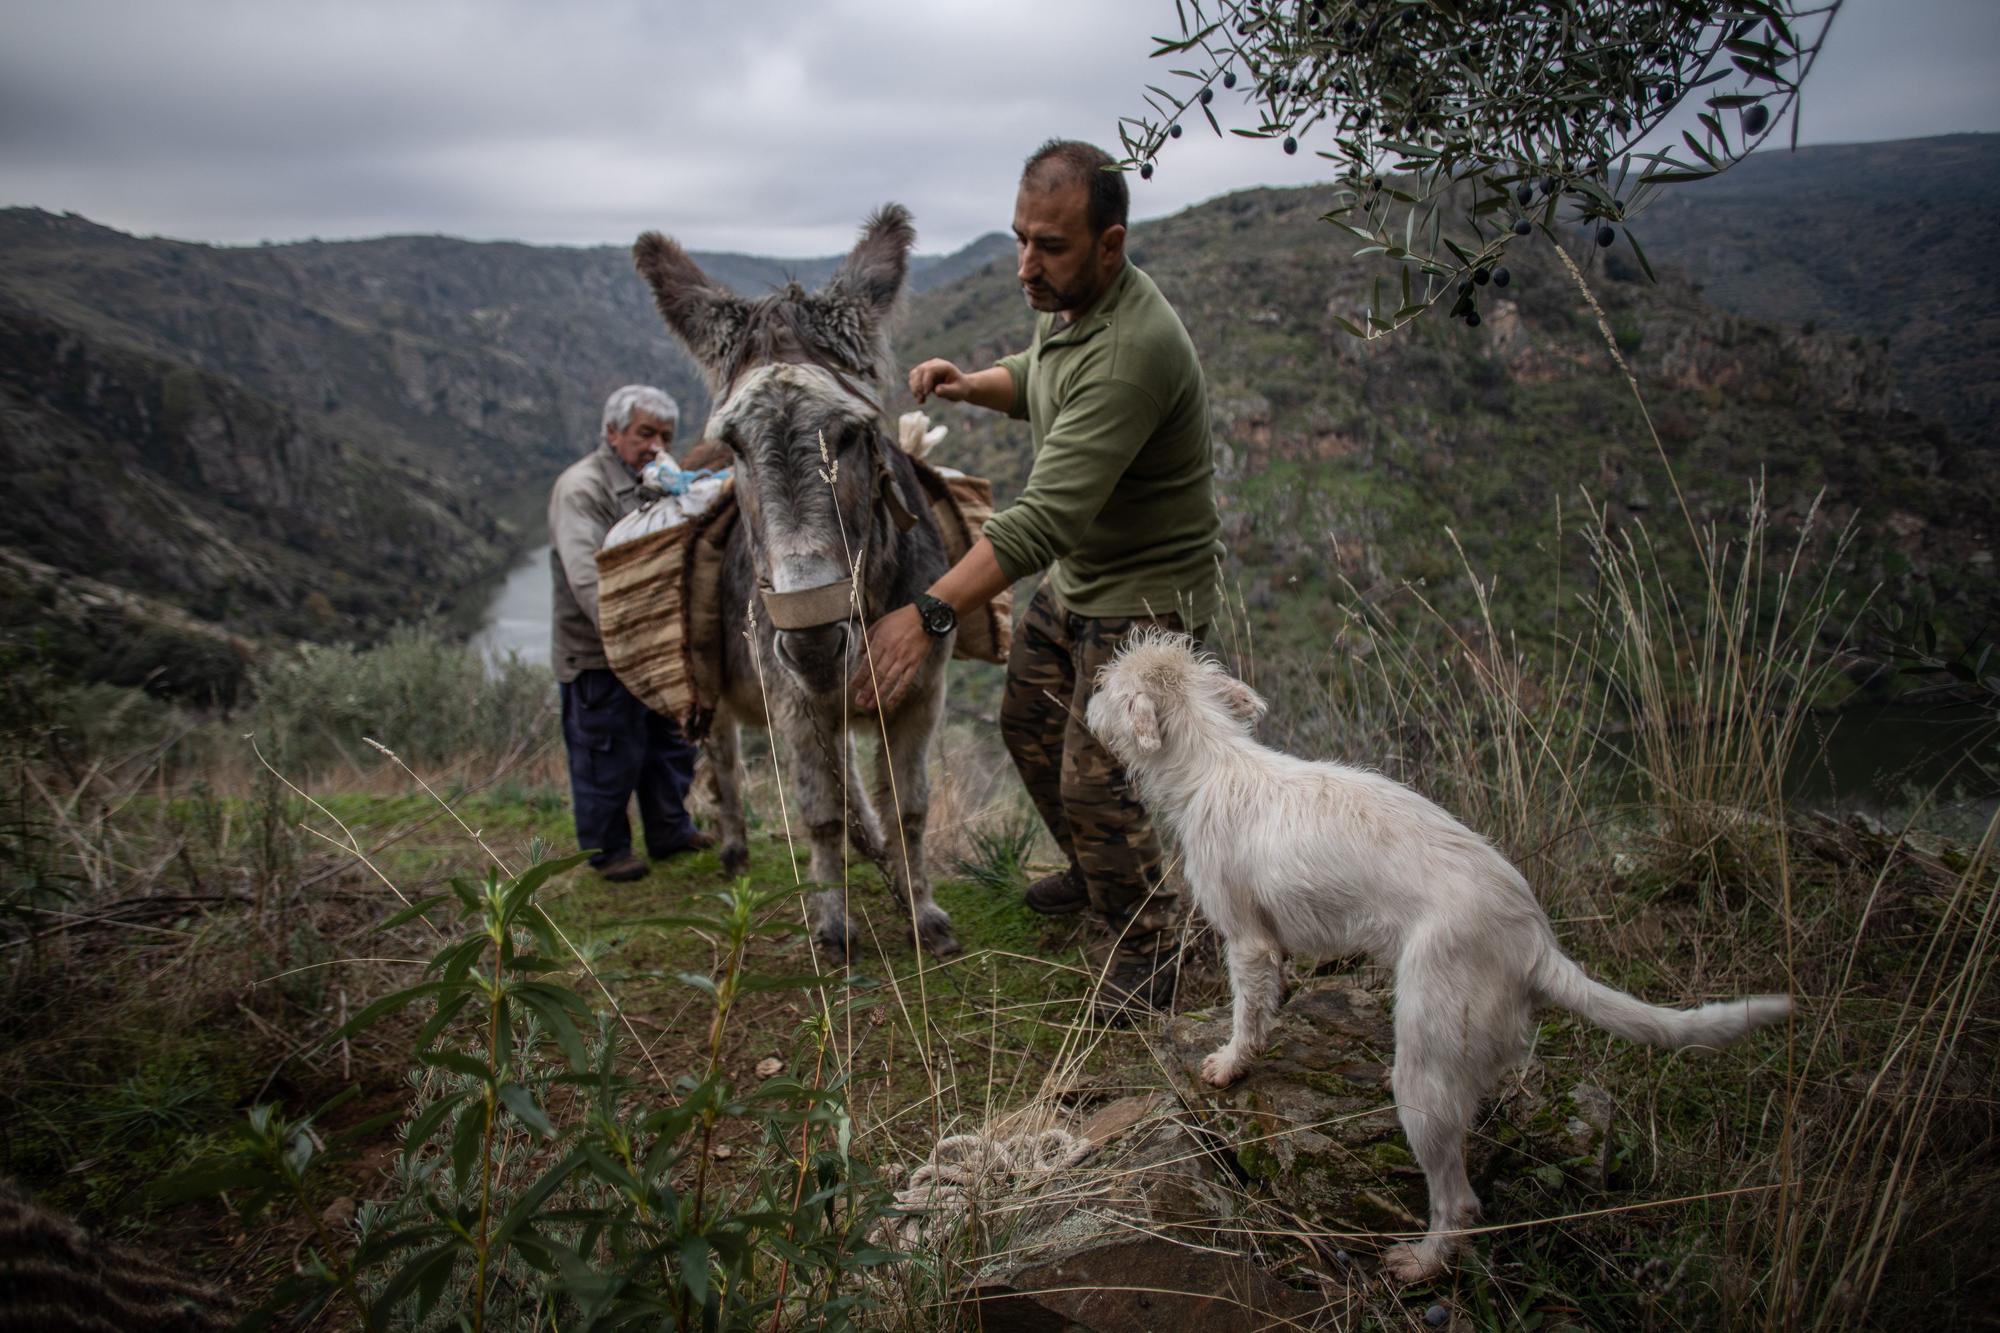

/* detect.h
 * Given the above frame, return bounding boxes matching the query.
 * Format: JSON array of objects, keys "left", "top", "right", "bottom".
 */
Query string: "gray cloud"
[{"left": 0, "top": 0, "right": 1992, "bottom": 255}]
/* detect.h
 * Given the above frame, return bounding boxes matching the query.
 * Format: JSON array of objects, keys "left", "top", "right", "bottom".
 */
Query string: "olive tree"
[{"left": 1120, "top": 0, "right": 1843, "bottom": 333}]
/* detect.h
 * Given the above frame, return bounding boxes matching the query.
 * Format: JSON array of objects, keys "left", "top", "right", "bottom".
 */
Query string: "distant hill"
[
  {"left": 1637, "top": 133, "right": 2000, "bottom": 452},
  {"left": 1, "top": 136, "right": 1994, "bottom": 700}
]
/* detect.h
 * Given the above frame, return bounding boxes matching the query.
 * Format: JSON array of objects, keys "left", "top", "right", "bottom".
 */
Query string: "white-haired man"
[{"left": 550, "top": 384, "right": 712, "bottom": 882}]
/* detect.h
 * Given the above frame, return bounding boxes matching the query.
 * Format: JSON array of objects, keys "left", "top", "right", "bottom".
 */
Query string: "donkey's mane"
[{"left": 720, "top": 288, "right": 891, "bottom": 404}]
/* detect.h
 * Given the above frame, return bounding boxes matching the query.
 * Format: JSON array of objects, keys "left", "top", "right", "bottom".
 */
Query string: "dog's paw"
[
  {"left": 1381, "top": 1242, "right": 1446, "bottom": 1285},
  {"left": 1201, "top": 1048, "right": 1248, "bottom": 1088}
]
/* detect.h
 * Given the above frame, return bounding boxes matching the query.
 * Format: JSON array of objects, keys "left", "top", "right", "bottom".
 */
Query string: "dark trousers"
[
  {"left": 998, "top": 585, "right": 1200, "bottom": 952},
  {"left": 560, "top": 668, "right": 699, "bottom": 866}
]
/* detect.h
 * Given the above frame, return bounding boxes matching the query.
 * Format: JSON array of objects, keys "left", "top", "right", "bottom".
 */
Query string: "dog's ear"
[
  {"left": 1127, "top": 692, "right": 1160, "bottom": 753},
  {"left": 1218, "top": 677, "right": 1268, "bottom": 726}
]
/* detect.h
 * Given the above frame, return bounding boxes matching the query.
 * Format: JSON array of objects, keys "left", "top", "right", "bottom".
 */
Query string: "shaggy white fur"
[{"left": 1085, "top": 630, "right": 1791, "bottom": 1283}]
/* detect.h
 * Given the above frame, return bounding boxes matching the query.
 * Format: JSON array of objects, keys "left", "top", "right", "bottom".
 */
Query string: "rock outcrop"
[{"left": 948, "top": 976, "right": 1620, "bottom": 1331}]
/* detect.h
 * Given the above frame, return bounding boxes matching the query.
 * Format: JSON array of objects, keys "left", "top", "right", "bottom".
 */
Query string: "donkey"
[{"left": 632, "top": 206, "right": 960, "bottom": 960}]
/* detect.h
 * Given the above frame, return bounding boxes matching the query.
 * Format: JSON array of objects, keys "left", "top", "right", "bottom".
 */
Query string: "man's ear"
[
  {"left": 1129, "top": 692, "right": 1160, "bottom": 753},
  {"left": 1098, "top": 221, "right": 1126, "bottom": 268},
  {"left": 1219, "top": 677, "right": 1267, "bottom": 726}
]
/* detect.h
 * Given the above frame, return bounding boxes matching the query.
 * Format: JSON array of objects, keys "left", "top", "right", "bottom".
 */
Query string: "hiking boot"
[
  {"left": 1093, "top": 946, "right": 1180, "bottom": 1026},
  {"left": 650, "top": 828, "right": 718, "bottom": 861},
  {"left": 594, "top": 851, "right": 649, "bottom": 883},
  {"left": 1024, "top": 867, "right": 1089, "bottom": 916}
]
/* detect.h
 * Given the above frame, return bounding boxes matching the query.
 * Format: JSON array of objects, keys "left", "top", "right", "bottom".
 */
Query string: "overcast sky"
[{"left": 1, "top": 0, "right": 1994, "bottom": 257}]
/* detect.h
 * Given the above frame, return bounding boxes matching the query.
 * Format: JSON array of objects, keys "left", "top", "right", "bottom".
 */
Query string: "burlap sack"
[
  {"left": 597, "top": 459, "right": 1006, "bottom": 737},
  {"left": 595, "top": 492, "right": 738, "bottom": 738}
]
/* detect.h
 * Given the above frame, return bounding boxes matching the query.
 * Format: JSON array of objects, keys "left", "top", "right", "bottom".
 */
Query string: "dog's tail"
[{"left": 1533, "top": 944, "right": 1790, "bottom": 1049}]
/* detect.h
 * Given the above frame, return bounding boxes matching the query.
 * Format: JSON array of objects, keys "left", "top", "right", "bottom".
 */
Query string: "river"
[{"left": 471, "top": 545, "right": 551, "bottom": 669}]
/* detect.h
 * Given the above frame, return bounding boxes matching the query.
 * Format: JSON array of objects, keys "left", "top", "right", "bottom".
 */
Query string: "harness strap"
[{"left": 757, "top": 578, "right": 857, "bottom": 631}]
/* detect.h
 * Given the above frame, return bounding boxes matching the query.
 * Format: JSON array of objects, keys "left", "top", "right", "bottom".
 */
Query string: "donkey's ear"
[
  {"left": 634, "top": 231, "right": 748, "bottom": 377},
  {"left": 1128, "top": 692, "right": 1161, "bottom": 753},
  {"left": 1218, "top": 677, "right": 1268, "bottom": 726},
  {"left": 827, "top": 204, "right": 915, "bottom": 321}
]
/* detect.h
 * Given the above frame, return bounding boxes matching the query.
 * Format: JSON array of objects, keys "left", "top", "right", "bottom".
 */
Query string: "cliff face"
[{"left": 0, "top": 302, "right": 514, "bottom": 700}]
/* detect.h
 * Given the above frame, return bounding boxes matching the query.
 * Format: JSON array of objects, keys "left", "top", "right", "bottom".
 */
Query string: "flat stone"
[
  {"left": 967, "top": 1236, "right": 1323, "bottom": 1332},
  {"left": 1076, "top": 1093, "right": 1166, "bottom": 1148}
]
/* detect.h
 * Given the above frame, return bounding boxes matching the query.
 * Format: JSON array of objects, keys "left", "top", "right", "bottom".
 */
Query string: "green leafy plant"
[
  {"left": 1122, "top": 0, "right": 1844, "bottom": 333},
  {"left": 159, "top": 856, "right": 900, "bottom": 1331}
]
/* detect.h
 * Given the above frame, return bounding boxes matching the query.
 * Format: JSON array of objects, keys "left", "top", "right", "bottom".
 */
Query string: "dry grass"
[{"left": 3, "top": 472, "right": 1995, "bottom": 1331}]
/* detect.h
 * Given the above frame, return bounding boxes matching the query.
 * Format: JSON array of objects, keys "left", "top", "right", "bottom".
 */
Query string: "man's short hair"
[
  {"left": 1021, "top": 139, "right": 1129, "bottom": 236},
  {"left": 602, "top": 384, "right": 679, "bottom": 436}
]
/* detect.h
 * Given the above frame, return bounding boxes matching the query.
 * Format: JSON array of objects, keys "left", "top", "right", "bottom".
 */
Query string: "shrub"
[{"left": 251, "top": 626, "right": 555, "bottom": 773}]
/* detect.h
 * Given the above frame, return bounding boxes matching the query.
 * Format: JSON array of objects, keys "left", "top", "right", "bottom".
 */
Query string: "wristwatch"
[{"left": 913, "top": 593, "right": 957, "bottom": 638}]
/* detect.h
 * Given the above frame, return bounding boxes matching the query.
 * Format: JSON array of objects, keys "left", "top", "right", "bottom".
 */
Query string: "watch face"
[{"left": 920, "top": 598, "right": 955, "bottom": 635}]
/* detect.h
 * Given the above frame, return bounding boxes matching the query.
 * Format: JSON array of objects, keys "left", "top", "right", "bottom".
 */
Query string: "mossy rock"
[{"left": 1168, "top": 976, "right": 1619, "bottom": 1237}]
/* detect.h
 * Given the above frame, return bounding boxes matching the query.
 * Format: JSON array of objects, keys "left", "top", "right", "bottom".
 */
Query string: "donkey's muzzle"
[{"left": 774, "top": 622, "right": 852, "bottom": 693}]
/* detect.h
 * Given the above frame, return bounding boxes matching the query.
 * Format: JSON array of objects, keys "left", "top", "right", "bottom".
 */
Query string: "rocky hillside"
[
  {"left": 0, "top": 209, "right": 997, "bottom": 697},
  {"left": 896, "top": 161, "right": 1998, "bottom": 660},
  {"left": 1, "top": 136, "right": 1993, "bottom": 699},
  {"left": 1638, "top": 133, "right": 2000, "bottom": 452}
]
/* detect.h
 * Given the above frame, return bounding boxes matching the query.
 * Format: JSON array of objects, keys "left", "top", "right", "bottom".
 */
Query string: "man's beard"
[{"left": 1021, "top": 270, "right": 1100, "bottom": 315}]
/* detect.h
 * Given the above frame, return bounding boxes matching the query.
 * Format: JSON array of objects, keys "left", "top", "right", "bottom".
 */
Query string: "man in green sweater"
[{"left": 854, "top": 138, "right": 1224, "bottom": 1021}]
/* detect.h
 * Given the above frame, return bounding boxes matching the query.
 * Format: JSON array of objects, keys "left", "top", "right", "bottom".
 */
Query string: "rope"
[{"left": 872, "top": 1127, "right": 1096, "bottom": 1251}]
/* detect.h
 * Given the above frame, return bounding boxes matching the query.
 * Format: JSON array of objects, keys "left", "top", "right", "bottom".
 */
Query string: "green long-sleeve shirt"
[{"left": 982, "top": 262, "right": 1224, "bottom": 627}]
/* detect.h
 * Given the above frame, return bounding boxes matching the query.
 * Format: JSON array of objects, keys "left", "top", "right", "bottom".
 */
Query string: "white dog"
[{"left": 1084, "top": 631, "right": 1790, "bottom": 1282}]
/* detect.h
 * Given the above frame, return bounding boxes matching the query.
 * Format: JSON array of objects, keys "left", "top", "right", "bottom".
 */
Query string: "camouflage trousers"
[{"left": 999, "top": 584, "right": 1201, "bottom": 954}]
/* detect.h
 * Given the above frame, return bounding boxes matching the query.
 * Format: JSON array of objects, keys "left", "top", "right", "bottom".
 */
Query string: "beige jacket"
[{"left": 548, "top": 442, "right": 643, "bottom": 683}]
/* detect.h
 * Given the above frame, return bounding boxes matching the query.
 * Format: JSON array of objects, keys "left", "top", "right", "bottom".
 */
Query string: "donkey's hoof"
[
  {"left": 916, "top": 913, "right": 961, "bottom": 959},
  {"left": 719, "top": 843, "right": 750, "bottom": 876},
  {"left": 813, "top": 921, "right": 860, "bottom": 963}
]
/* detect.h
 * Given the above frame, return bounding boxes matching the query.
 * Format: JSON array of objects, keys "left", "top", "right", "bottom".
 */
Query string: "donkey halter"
[{"left": 715, "top": 353, "right": 921, "bottom": 633}]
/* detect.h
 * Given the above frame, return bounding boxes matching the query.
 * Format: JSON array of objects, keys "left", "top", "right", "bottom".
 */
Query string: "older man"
[
  {"left": 551, "top": 384, "right": 711, "bottom": 882},
  {"left": 856, "top": 139, "right": 1224, "bottom": 1020}
]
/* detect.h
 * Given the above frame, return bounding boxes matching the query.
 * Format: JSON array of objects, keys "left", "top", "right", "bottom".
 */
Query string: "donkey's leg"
[
  {"left": 838, "top": 724, "right": 889, "bottom": 869},
  {"left": 877, "top": 669, "right": 957, "bottom": 958},
  {"left": 704, "top": 711, "right": 750, "bottom": 877},
  {"left": 780, "top": 699, "right": 868, "bottom": 960}
]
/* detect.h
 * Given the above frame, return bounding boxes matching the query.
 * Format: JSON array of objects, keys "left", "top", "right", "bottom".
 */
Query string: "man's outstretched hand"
[
  {"left": 908, "top": 358, "right": 971, "bottom": 404},
  {"left": 853, "top": 603, "right": 932, "bottom": 713}
]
